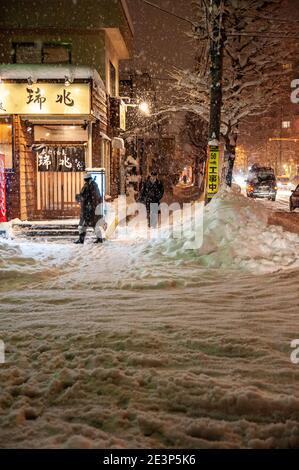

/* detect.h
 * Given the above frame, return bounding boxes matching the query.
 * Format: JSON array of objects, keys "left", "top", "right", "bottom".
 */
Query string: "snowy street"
[
  {"left": 260, "top": 189, "right": 293, "bottom": 212},
  {"left": 263, "top": 189, "right": 291, "bottom": 211},
  {"left": 1, "top": 191, "right": 299, "bottom": 448},
  {"left": 240, "top": 187, "right": 292, "bottom": 213},
  {"left": 240, "top": 188, "right": 299, "bottom": 236},
  {"left": 1, "top": 0, "right": 299, "bottom": 455}
]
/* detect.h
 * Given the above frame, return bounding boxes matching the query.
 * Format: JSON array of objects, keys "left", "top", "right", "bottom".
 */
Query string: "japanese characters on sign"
[
  {"left": 0, "top": 153, "right": 6, "bottom": 222},
  {"left": 0, "top": 83, "right": 90, "bottom": 115},
  {"left": 37, "top": 146, "right": 86, "bottom": 172},
  {"left": 207, "top": 145, "right": 219, "bottom": 199},
  {"left": 26, "top": 87, "right": 47, "bottom": 110}
]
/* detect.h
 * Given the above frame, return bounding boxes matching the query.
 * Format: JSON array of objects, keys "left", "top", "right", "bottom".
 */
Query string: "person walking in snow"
[
  {"left": 139, "top": 171, "right": 164, "bottom": 227},
  {"left": 75, "top": 173, "right": 104, "bottom": 244}
]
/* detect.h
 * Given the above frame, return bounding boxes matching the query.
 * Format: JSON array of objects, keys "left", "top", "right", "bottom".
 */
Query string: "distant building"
[{"left": 0, "top": 0, "right": 133, "bottom": 220}]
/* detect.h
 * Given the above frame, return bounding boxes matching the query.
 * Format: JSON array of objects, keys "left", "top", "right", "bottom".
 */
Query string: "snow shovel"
[{"left": 104, "top": 215, "right": 119, "bottom": 239}]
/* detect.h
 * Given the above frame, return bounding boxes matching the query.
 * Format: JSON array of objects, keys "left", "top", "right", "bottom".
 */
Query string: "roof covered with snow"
[{"left": 0, "top": 64, "right": 105, "bottom": 90}]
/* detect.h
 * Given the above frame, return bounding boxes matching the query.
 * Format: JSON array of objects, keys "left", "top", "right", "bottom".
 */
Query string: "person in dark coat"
[
  {"left": 139, "top": 171, "right": 164, "bottom": 227},
  {"left": 75, "top": 173, "right": 104, "bottom": 244}
]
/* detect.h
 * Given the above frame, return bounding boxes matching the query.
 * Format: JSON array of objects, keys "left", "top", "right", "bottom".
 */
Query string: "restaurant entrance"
[
  {"left": 36, "top": 167, "right": 84, "bottom": 218},
  {"left": 34, "top": 124, "right": 88, "bottom": 218}
]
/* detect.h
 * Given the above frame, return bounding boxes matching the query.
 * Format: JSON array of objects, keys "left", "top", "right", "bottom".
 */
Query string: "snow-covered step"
[
  {"left": 22, "top": 230, "right": 79, "bottom": 238},
  {"left": 12, "top": 221, "right": 80, "bottom": 241}
]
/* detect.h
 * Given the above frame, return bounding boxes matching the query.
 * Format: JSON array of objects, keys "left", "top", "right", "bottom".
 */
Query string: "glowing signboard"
[
  {"left": 0, "top": 83, "right": 90, "bottom": 115},
  {"left": 207, "top": 145, "right": 219, "bottom": 200},
  {"left": 0, "top": 153, "right": 6, "bottom": 222}
]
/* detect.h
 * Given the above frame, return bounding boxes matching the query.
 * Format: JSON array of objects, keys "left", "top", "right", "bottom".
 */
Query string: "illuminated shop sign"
[
  {"left": 36, "top": 146, "right": 85, "bottom": 172},
  {"left": 0, "top": 83, "right": 90, "bottom": 115}
]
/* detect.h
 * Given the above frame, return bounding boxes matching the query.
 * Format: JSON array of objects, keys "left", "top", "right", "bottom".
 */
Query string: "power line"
[
  {"left": 139, "top": 0, "right": 299, "bottom": 41},
  {"left": 139, "top": 0, "right": 194, "bottom": 26},
  {"left": 139, "top": 0, "right": 299, "bottom": 28}
]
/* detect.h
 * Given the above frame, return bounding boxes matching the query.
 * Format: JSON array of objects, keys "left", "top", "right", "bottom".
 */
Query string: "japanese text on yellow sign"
[
  {"left": 0, "top": 83, "right": 90, "bottom": 115},
  {"left": 207, "top": 145, "right": 219, "bottom": 198}
]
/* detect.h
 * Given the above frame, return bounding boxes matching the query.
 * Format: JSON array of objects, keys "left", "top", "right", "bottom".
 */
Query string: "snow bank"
[
  {"left": 0, "top": 239, "right": 75, "bottom": 291},
  {"left": 2, "top": 188, "right": 298, "bottom": 296},
  {"left": 0, "top": 221, "right": 14, "bottom": 239},
  {"left": 148, "top": 188, "right": 299, "bottom": 274}
]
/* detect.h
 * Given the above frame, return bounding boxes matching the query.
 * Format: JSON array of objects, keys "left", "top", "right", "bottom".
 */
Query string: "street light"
[
  {"left": 124, "top": 100, "right": 151, "bottom": 116},
  {"left": 138, "top": 101, "right": 150, "bottom": 115}
]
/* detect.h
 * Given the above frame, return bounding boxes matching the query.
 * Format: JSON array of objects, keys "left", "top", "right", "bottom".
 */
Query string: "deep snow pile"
[
  {"left": 147, "top": 188, "right": 299, "bottom": 273},
  {"left": 0, "top": 240, "right": 43, "bottom": 291},
  {"left": 0, "top": 239, "right": 74, "bottom": 291}
]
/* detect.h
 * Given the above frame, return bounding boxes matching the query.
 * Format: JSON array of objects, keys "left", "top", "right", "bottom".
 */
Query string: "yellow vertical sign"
[{"left": 207, "top": 145, "right": 219, "bottom": 200}]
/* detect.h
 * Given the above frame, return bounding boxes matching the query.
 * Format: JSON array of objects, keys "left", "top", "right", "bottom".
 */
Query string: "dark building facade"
[{"left": 0, "top": 0, "right": 133, "bottom": 220}]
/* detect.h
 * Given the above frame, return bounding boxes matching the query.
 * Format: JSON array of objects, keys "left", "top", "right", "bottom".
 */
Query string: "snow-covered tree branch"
[{"left": 167, "top": 0, "right": 296, "bottom": 185}]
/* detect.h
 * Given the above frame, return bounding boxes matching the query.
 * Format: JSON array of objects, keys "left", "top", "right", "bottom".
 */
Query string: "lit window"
[
  {"left": 282, "top": 121, "right": 291, "bottom": 128},
  {"left": 0, "top": 122, "right": 13, "bottom": 168},
  {"left": 34, "top": 125, "right": 87, "bottom": 142},
  {"left": 282, "top": 63, "right": 292, "bottom": 71}
]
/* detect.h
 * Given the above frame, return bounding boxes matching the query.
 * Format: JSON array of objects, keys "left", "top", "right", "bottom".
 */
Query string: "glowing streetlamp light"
[
  {"left": 138, "top": 101, "right": 150, "bottom": 115},
  {"left": 123, "top": 99, "right": 151, "bottom": 115}
]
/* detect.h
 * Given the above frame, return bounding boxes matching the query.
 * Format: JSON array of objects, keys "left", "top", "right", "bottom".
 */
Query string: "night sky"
[
  {"left": 126, "top": 0, "right": 299, "bottom": 85},
  {"left": 125, "top": 0, "right": 194, "bottom": 99}
]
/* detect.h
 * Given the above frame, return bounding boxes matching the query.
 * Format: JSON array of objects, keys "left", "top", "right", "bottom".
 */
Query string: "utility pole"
[
  {"left": 208, "top": 0, "right": 224, "bottom": 145},
  {"left": 279, "top": 105, "right": 283, "bottom": 175},
  {"left": 205, "top": 0, "right": 225, "bottom": 203}
]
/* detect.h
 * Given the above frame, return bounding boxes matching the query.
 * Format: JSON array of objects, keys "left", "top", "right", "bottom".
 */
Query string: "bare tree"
[{"left": 169, "top": 0, "right": 295, "bottom": 186}]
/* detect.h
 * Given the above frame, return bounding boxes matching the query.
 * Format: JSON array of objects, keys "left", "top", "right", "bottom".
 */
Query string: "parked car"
[
  {"left": 246, "top": 166, "right": 277, "bottom": 201},
  {"left": 290, "top": 184, "right": 299, "bottom": 211}
]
